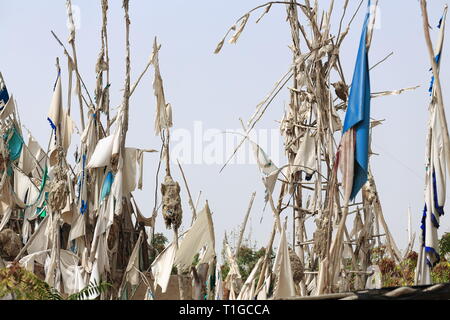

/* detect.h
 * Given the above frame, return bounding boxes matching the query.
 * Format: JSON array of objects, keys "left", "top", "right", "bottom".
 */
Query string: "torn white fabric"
[
  {"left": 292, "top": 131, "right": 317, "bottom": 177},
  {"left": 59, "top": 250, "right": 87, "bottom": 295},
  {"left": 263, "top": 169, "right": 280, "bottom": 204},
  {"left": 174, "top": 203, "right": 215, "bottom": 271},
  {"left": 111, "top": 108, "right": 124, "bottom": 157},
  {"left": 152, "top": 38, "right": 173, "bottom": 136},
  {"left": 19, "top": 132, "right": 47, "bottom": 176},
  {"left": 61, "top": 195, "right": 74, "bottom": 225},
  {"left": 19, "top": 250, "right": 51, "bottom": 273},
  {"left": 13, "top": 168, "right": 37, "bottom": 207},
  {"left": 27, "top": 215, "right": 51, "bottom": 255},
  {"left": 250, "top": 140, "right": 278, "bottom": 176},
  {"left": 87, "top": 135, "right": 115, "bottom": 168},
  {"left": 151, "top": 242, "right": 176, "bottom": 293},
  {"left": 123, "top": 148, "right": 137, "bottom": 194},
  {"left": 49, "top": 110, "right": 75, "bottom": 167},
  {"left": 68, "top": 210, "right": 86, "bottom": 242},
  {"left": 48, "top": 74, "right": 62, "bottom": 129},
  {"left": 272, "top": 226, "right": 296, "bottom": 299},
  {"left": 0, "top": 198, "right": 12, "bottom": 233},
  {"left": 365, "top": 265, "right": 382, "bottom": 289},
  {"left": 124, "top": 232, "right": 143, "bottom": 287},
  {"left": 87, "top": 260, "right": 101, "bottom": 300},
  {"left": 80, "top": 116, "right": 98, "bottom": 162}
]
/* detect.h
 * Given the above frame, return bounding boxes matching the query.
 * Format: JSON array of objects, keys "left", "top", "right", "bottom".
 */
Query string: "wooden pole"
[
  {"left": 177, "top": 159, "right": 197, "bottom": 225},
  {"left": 67, "top": 0, "right": 85, "bottom": 131},
  {"left": 256, "top": 183, "right": 285, "bottom": 292},
  {"left": 102, "top": 0, "right": 111, "bottom": 134},
  {"left": 235, "top": 192, "right": 256, "bottom": 257}
]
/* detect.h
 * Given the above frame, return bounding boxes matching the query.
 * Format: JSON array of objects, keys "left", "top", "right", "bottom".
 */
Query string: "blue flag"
[{"left": 341, "top": 3, "right": 372, "bottom": 201}]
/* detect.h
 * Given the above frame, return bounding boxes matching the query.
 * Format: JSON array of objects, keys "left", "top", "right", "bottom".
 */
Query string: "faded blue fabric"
[
  {"left": 342, "top": 3, "right": 371, "bottom": 200},
  {"left": 7, "top": 127, "right": 23, "bottom": 161},
  {"left": 101, "top": 171, "right": 114, "bottom": 201}
]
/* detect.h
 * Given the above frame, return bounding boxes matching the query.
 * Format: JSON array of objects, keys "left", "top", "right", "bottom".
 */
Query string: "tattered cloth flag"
[
  {"left": 48, "top": 72, "right": 62, "bottom": 133},
  {"left": 152, "top": 38, "right": 173, "bottom": 136},
  {"left": 422, "top": 104, "right": 446, "bottom": 268},
  {"left": 336, "top": 1, "right": 373, "bottom": 203},
  {"left": 47, "top": 71, "right": 75, "bottom": 167},
  {"left": 272, "top": 225, "right": 296, "bottom": 299},
  {"left": 419, "top": 7, "right": 448, "bottom": 280}
]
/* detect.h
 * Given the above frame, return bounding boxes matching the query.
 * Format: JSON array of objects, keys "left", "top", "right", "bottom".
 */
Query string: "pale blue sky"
[{"left": 1, "top": 0, "right": 450, "bottom": 254}]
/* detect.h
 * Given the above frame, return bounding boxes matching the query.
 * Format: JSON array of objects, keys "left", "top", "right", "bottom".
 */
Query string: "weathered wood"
[{"left": 235, "top": 192, "right": 256, "bottom": 257}]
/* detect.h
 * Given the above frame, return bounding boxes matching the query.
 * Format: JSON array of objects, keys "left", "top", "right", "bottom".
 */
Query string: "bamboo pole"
[
  {"left": 177, "top": 159, "right": 197, "bottom": 226},
  {"left": 256, "top": 183, "right": 285, "bottom": 292},
  {"left": 67, "top": 0, "right": 86, "bottom": 131},
  {"left": 369, "top": 170, "right": 401, "bottom": 263},
  {"left": 102, "top": 0, "right": 111, "bottom": 134},
  {"left": 122, "top": 0, "right": 131, "bottom": 146},
  {"left": 235, "top": 192, "right": 256, "bottom": 257}
]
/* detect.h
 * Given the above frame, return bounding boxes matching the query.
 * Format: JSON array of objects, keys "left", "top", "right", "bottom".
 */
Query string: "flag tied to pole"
[
  {"left": 421, "top": 7, "right": 448, "bottom": 269},
  {"left": 337, "top": 1, "right": 374, "bottom": 203}
]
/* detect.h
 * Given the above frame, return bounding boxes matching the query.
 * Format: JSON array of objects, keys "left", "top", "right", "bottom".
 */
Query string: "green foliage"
[
  {"left": 192, "top": 253, "right": 200, "bottom": 267},
  {"left": 67, "top": 280, "right": 112, "bottom": 300},
  {"left": 171, "top": 265, "right": 178, "bottom": 275},
  {"left": 370, "top": 245, "right": 450, "bottom": 287},
  {"left": 236, "top": 246, "right": 267, "bottom": 282},
  {"left": 439, "top": 233, "right": 450, "bottom": 258},
  {"left": 370, "top": 247, "right": 417, "bottom": 288},
  {"left": 220, "top": 245, "right": 273, "bottom": 283},
  {"left": 0, "top": 263, "right": 54, "bottom": 300},
  {"left": 149, "top": 232, "right": 169, "bottom": 264},
  {"left": 370, "top": 246, "right": 387, "bottom": 264},
  {"left": 152, "top": 233, "right": 169, "bottom": 253},
  {"left": 0, "top": 263, "right": 111, "bottom": 300},
  {"left": 220, "top": 263, "right": 230, "bottom": 280},
  {"left": 428, "top": 234, "right": 450, "bottom": 283},
  {"left": 431, "top": 261, "right": 450, "bottom": 284}
]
